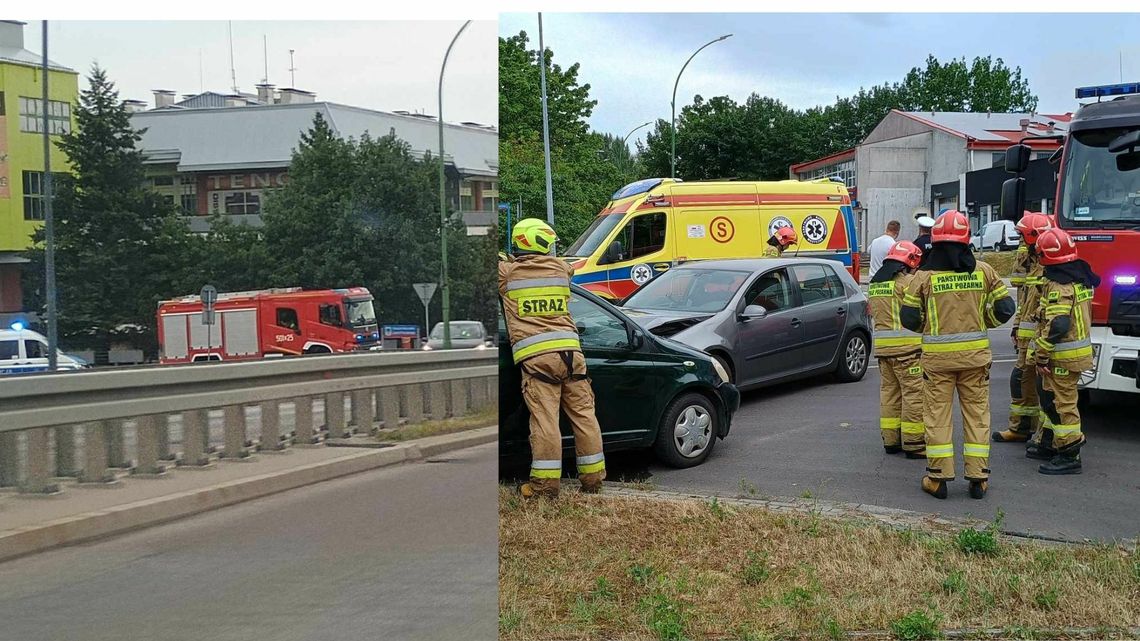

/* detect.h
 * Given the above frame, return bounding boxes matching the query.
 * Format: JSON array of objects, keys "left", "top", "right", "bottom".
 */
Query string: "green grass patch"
[
  {"left": 890, "top": 609, "right": 942, "bottom": 640},
  {"left": 376, "top": 406, "right": 494, "bottom": 442}
]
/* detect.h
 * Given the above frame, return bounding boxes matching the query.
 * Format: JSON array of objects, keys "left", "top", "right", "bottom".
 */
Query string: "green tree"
[
  {"left": 499, "top": 31, "right": 596, "bottom": 146},
  {"left": 24, "top": 65, "right": 192, "bottom": 353}
]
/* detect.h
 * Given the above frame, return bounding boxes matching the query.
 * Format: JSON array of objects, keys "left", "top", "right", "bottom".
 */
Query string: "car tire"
[
  {"left": 653, "top": 392, "right": 718, "bottom": 468},
  {"left": 835, "top": 331, "right": 869, "bottom": 383}
]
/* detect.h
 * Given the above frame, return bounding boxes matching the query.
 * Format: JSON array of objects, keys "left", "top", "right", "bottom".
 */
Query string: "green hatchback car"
[{"left": 499, "top": 284, "right": 741, "bottom": 470}]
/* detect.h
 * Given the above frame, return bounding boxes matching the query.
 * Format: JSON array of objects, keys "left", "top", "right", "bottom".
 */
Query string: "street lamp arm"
[
  {"left": 438, "top": 19, "right": 471, "bottom": 351},
  {"left": 621, "top": 121, "right": 653, "bottom": 148},
  {"left": 670, "top": 34, "right": 732, "bottom": 179}
]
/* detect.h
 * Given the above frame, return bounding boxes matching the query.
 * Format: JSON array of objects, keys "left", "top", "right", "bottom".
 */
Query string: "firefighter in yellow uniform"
[
  {"left": 499, "top": 218, "right": 606, "bottom": 497},
  {"left": 993, "top": 213, "right": 1052, "bottom": 443},
  {"left": 1030, "top": 228, "right": 1099, "bottom": 474},
  {"left": 869, "top": 241, "right": 926, "bottom": 457},
  {"left": 762, "top": 225, "right": 797, "bottom": 258},
  {"left": 901, "top": 210, "right": 1015, "bottom": 499}
]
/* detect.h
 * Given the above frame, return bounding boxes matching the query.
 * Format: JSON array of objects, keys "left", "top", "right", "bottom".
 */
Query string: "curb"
[{"left": 0, "top": 426, "right": 497, "bottom": 563}]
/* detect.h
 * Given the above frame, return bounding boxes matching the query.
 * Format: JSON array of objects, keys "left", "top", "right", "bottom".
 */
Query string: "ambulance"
[{"left": 562, "top": 178, "right": 861, "bottom": 300}]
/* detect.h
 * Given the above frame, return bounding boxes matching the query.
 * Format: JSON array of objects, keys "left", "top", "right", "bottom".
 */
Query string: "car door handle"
[
  {"left": 790, "top": 318, "right": 802, "bottom": 328},
  {"left": 836, "top": 307, "right": 847, "bottom": 316}
]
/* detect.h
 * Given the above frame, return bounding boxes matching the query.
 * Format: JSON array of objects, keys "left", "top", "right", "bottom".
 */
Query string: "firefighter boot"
[
  {"left": 921, "top": 476, "right": 947, "bottom": 500},
  {"left": 884, "top": 444, "right": 902, "bottom": 455},
  {"left": 520, "top": 478, "right": 560, "bottom": 499},
  {"left": 579, "top": 471, "right": 605, "bottom": 494},
  {"left": 993, "top": 427, "right": 1030, "bottom": 443},
  {"left": 968, "top": 480, "right": 989, "bottom": 499},
  {"left": 1039, "top": 438, "right": 1084, "bottom": 475},
  {"left": 1026, "top": 428, "right": 1055, "bottom": 461}
]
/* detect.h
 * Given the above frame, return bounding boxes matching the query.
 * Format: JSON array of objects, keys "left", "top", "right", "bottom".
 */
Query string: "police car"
[{"left": 0, "top": 323, "right": 87, "bottom": 375}]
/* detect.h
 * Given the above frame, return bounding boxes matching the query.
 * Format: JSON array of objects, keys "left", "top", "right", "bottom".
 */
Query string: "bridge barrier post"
[
  {"left": 429, "top": 382, "right": 447, "bottom": 421},
  {"left": 221, "top": 405, "right": 250, "bottom": 460},
  {"left": 79, "top": 421, "right": 117, "bottom": 484},
  {"left": 0, "top": 432, "right": 20, "bottom": 488},
  {"left": 259, "top": 400, "right": 284, "bottom": 452},
  {"left": 293, "top": 397, "right": 317, "bottom": 445},
  {"left": 157, "top": 416, "right": 174, "bottom": 461},
  {"left": 107, "top": 420, "right": 131, "bottom": 470},
  {"left": 378, "top": 387, "right": 400, "bottom": 430},
  {"left": 489, "top": 376, "right": 499, "bottom": 403},
  {"left": 54, "top": 425, "right": 80, "bottom": 477},
  {"left": 325, "top": 392, "right": 349, "bottom": 439},
  {"left": 404, "top": 384, "right": 424, "bottom": 425},
  {"left": 471, "top": 375, "right": 488, "bottom": 409},
  {"left": 180, "top": 409, "right": 211, "bottom": 467},
  {"left": 351, "top": 389, "right": 375, "bottom": 436},
  {"left": 20, "top": 428, "right": 60, "bottom": 494},
  {"left": 450, "top": 379, "right": 468, "bottom": 417},
  {"left": 133, "top": 414, "right": 166, "bottom": 475}
]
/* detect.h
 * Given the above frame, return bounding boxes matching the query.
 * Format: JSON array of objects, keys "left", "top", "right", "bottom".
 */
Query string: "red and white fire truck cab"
[
  {"left": 157, "top": 287, "right": 380, "bottom": 364},
  {"left": 1003, "top": 82, "right": 1140, "bottom": 396}
]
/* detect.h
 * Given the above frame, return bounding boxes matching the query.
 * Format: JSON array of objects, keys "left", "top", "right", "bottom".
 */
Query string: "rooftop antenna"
[
  {"left": 262, "top": 35, "right": 269, "bottom": 84},
  {"left": 288, "top": 49, "right": 296, "bottom": 87},
  {"left": 198, "top": 48, "right": 203, "bottom": 92},
  {"left": 228, "top": 21, "right": 238, "bottom": 94}
]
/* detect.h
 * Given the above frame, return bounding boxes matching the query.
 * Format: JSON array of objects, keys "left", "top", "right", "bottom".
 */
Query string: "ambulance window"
[
  {"left": 277, "top": 308, "right": 300, "bottom": 331},
  {"left": 743, "top": 268, "right": 796, "bottom": 312},
  {"left": 24, "top": 340, "right": 46, "bottom": 359},
  {"left": 319, "top": 304, "right": 343, "bottom": 327},
  {"left": 0, "top": 340, "right": 17, "bottom": 360},
  {"left": 606, "top": 212, "right": 666, "bottom": 264}
]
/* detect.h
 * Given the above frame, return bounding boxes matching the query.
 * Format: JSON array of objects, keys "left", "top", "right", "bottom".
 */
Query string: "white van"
[
  {"left": 970, "top": 220, "right": 1021, "bottom": 251},
  {"left": 0, "top": 326, "right": 86, "bottom": 375}
]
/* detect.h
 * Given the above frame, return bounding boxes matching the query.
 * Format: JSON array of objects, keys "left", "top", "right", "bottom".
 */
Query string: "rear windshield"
[{"left": 430, "top": 322, "right": 485, "bottom": 340}]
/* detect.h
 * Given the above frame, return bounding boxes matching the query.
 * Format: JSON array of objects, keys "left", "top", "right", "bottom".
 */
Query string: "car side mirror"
[
  {"left": 739, "top": 304, "right": 767, "bottom": 322},
  {"left": 629, "top": 327, "right": 645, "bottom": 350}
]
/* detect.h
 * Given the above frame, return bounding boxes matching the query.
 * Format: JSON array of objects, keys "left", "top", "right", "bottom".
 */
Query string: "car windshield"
[
  {"left": 1059, "top": 126, "right": 1140, "bottom": 228},
  {"left": 563, "top": 213, "right": 624, "bottom": 257},
  {"left": 345, "top": 299, "right": 377, "bottom": 327},
  {"left": 430, "top": 321, "right": 485, "bottom": 340},
  {"left": 624, "top": 268, "right": 751, "bottom": 313}
]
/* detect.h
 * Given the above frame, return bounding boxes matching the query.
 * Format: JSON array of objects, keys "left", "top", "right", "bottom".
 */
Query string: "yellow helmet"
[{"left": 511, "top": 218, "right": 558, "bottom": 254}]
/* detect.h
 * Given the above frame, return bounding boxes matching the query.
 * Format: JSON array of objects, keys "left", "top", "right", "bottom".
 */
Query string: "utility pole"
[
  {"left": 537, "top": 13, "right": 556, "bottom": 251},
  {"left": 438, "top": 20, "right": 471, "bottom": 350},
  {"left": 288, "top": 49, "right": 296, "bottom": 87},
  {"left": 41, "top": 21, "right": 58, "bottom": 371}
]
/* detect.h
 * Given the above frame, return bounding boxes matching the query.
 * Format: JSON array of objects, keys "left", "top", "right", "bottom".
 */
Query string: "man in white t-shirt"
[{"left": 868, "top": 219, "right": 901, "bottom": 278}]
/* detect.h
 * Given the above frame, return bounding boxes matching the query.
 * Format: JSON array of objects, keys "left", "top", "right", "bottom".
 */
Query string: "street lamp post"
[
  {"left": 438, "top": 19, "right": 471, "bottom": 350},
  {"left": 620, "top": 121, "right": 652, "bottom": 174},
  {"left": 537, "top": 13, "right": 555, "bottom": 250},
  {"left": 41, "top": 21, "right": 58, "bottom": 371},
  {"left": 670, "top": 34, "right": 732, "bottom": 179}
]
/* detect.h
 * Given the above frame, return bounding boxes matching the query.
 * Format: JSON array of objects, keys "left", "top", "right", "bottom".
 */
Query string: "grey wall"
[{"left": 856, "top": 131, "right": 931, "bottom": 242}]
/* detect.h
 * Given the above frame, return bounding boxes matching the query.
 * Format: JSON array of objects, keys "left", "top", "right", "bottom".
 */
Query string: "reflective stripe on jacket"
[
  {"left": 499, "top": 255, "right": 581, "bottom": 364},
  {"left": 869, "top": 273, "right": 921, "bottom": 357},
  {"left": 1034, "top": 280, "right": 1094, "bottom": 371},
  {"left": 1015, "top": 253, "right": 1045, "bottom": 339}
]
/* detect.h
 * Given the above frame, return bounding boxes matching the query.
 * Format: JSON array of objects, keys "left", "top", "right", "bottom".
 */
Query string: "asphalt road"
[
  {"left": 0, "top": 443, "right": 498, "bottom": 641},
  {"left": 604, "top": 327, "right": 1140, "bottom": 543}
]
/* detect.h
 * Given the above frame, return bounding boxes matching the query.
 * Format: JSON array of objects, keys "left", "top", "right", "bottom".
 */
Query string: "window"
[
  {"left": 224, "top": 191, "right": 261, "bottom": 215},
  {"left": 742, "top": 268, "right": 796, "bottom": 313},
  {"left": 276, "top": 308, "right": 299, "bottom": 331},
  {"left": 991, "top": 152, "right": 1005, "bottom": 168},
  {"left": 152, "top": 175, "right": 175, "bottom": 187},
  {"left": 19, "top": 97, "right": 71, "bottom": 134},
  {"left": 181, "top": 193, "right": 198, "bottom": 215},
  {"left": 568, "top": 293, "right": 630, "bottom": 349},
  {"left": 791, "top": 264, "right": 843, "bottom": 305},
  {"left": 0, "top": 340, "right": 18, "bottom": 360},
  {"left": 24, "top": 340, "right": 46, "bottom": 359},
  {"left": 481, "top": 181, "right": 499, "bottom": 211},
  {"left": 606, "top": 212, "right": 666, "bottom": 264},
  {"left": 21, "top": 171, "right": 63, "bottom": 221},
  {"left": 319, "top": 304, "right": 342, "bottom": 327}
]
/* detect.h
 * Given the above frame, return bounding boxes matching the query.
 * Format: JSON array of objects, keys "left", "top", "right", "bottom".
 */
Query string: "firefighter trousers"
[
  {"left": 520, "top": 350, "right": 606, "bottom": 496},
  {"left": 878, "top": 353, "right": 925, "bottom": 452},
  {"left": 1036, "top": 367, "right": 1084, "bottom": 452},
  {"left": 1005, "top": 339, "right": 1040, "bottom": 436},
  {"left": 923, "top": 365, "right": 991, "bottom": 482}
]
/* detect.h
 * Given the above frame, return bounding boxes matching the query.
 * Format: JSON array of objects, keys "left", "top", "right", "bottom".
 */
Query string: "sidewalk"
[{"left": 0, "top": 426, "right": 496, "bottom": 561}]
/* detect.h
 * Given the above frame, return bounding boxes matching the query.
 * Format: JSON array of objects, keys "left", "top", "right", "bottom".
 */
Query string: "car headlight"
[{"left": 711, "top": 358, "right": 730, "bottom": 384}]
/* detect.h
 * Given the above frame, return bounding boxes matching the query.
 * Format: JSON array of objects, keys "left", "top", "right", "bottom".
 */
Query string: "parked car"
[
  {"left": 0, "top": 325, "right": 87, "bottom": 375},
  {"left": 970, "top": 220, "right": 1020, "bottom": 251},
  {"left": 499, "top": 285, "right": 741, "bottom": 469},
  {"left": 619, "top": 258, "right": 872, "bottom": 390},
  {"left": 424, "top": 320, "right": 490, "bottom": 350}
]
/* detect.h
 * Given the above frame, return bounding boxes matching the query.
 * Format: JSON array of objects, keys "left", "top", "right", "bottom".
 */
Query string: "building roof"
[
  {"left": 130, "top": 102, "right": 498, "bottom": 176},
  {"left": 0, "top": 45, "right": 76, "bottom": 73},
  {"left": 790, "top": 147, "right": 856, "bottom": 174},
  {"left": 896, "top": 110, "right": 1071, "bottom": 147}
]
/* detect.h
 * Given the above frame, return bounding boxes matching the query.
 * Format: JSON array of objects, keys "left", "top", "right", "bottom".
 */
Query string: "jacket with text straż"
[
  {"left": 1032, "top": 281, "right": 1094, "bottom": 372},
  {"left": 499, "top": 255, "right": 580, "bottom": 364},
  {"left": 900, "top": 262, "right": 1015, "bottom": 371},
  {"left": 1010, "top": 245, "right": 1046, "bottom": 341},
  {"left": 869, "top": 272, "right": 921, "bottom": 358}
]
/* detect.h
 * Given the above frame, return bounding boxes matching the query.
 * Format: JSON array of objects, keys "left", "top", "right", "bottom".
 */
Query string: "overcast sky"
[
  {"left": 500, "top": 13, "right": 1140, "bottom": 146},
  {"left": 22, "top": 20, "right": 497, "bottom": 126}
]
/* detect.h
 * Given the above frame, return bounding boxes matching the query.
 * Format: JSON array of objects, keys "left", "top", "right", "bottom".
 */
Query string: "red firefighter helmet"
[
  {"left": 1037, "top": 228, "right": 1079, "bottom": 265},
  {"left": 1016, "top": 212, "right": 1053, "bottom": 246},
  {"left": 931, "top": 209, "right": 971, "bottom": 244},
  {"left": 774, "top": 225, "right": 797, "bottom": 247},
  {"left": 886, "top": 241, "right": 923, "bottom": 270}
]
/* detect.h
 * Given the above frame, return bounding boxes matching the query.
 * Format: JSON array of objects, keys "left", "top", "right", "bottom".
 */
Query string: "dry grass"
[
  {"left": 977, "top": 251, "right": 1020, "bottom": 278},
  {"left": 498, "top": 488, "right": 1140, "bottom": 640},
  {"left": 376, "top": 406, "right": 495, "bottom": 442}
]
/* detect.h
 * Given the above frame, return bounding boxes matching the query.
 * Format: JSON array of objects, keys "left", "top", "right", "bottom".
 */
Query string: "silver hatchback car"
[{"left": 620, "top": 258, "right": 872, "bottom": 391}]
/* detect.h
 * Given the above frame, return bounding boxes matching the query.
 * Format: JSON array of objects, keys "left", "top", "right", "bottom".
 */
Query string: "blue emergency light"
[
  {"left": 9, "top": 321, "right": 24, "bottom": 331},
  {"left": 1075, "top": 82, "right": 1140, "bottom": 99}
]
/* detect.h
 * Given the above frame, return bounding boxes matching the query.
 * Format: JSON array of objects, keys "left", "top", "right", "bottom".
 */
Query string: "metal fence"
[{"left": 0, "top": 350, "right": 497, "bottom": 494}]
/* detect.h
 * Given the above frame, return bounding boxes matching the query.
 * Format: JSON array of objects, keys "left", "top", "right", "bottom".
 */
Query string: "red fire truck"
[
  {"left": 1002, "top": 81, "right": 1140, "bottom": 397},
  {"left": 157, "top": 287, "right": 380, "bottom": 364}
]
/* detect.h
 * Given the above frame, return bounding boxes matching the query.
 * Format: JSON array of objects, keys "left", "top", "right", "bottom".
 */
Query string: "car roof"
[
  {"left": 0, "top": 329, "right": 47, "bottom": 339},
  {"left": 669, "top": 257, "right": 841, "bottom": 271}
]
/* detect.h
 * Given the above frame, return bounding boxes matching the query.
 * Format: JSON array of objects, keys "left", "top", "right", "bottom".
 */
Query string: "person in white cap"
[{"left": 913, "top": 214, "right": 937, "bottom": 269}]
